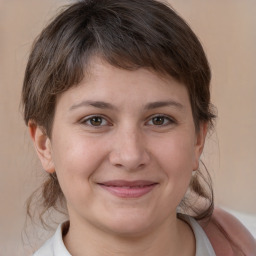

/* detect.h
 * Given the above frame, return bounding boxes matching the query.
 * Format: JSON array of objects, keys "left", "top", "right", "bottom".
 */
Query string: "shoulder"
[
  {"left": 33, "top": 222, "right": 71, "bottom": 256},
  {"left": 201, "top": 207, "right": 256, "bottom": 256},
  {"left": 33, "top": 236, "right": 54, "bottom": 256}
]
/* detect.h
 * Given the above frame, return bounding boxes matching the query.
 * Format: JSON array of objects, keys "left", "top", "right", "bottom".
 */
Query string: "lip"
[{"left": 97, "top": 180, "right": 158, "bottom": 198}]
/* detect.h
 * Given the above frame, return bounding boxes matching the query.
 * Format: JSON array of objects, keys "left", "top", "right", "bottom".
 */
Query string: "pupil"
[
  {"left": 91, "top": 117, "right": 102, "bottom": 126},
  {"left": 153, "top": 116, "right": 164, "bottom": 125}
]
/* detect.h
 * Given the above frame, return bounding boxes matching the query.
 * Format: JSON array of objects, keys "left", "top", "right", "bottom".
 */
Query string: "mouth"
[{"left": 97, "top": 180, "right": 158, "bottom": 198}]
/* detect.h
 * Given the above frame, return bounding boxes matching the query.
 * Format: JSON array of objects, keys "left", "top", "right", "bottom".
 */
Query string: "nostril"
[{"left": 138, "top": 163, "right": 145, "bottom": 169}]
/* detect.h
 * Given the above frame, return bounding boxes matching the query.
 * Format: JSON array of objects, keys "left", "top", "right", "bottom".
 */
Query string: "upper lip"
[{"left": 98, "top": 180, "right": 158, "bottom": 187}]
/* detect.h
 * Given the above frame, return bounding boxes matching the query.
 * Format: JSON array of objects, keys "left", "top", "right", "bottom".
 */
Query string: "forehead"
[{"left": 56, "top": 58, "right": 190, "bottom": 108}]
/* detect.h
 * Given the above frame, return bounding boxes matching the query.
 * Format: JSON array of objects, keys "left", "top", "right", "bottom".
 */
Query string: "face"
[{"left": 32, "top": 58, "right": 207, "bottom": 237}]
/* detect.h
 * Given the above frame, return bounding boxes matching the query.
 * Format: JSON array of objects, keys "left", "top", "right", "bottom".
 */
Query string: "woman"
[{"left": 22, "top": 0, "right": 256, "bottom": 255}]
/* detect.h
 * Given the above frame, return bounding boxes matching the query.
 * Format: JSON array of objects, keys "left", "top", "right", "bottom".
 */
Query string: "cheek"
[
  {"left": 153, "top": 133, "right": 196, "bottom": 172},
  {"left": 151, "top": 133, "right": 195, "bottom": 195},
  {"left": 52, "top": 132, "right": 105, "bottom": 172},
  {"left": 50, "top": 133, "right": 108, "bottom": 197}
]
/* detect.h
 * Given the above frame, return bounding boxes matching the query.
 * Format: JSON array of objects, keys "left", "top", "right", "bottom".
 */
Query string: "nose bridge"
[{"left": 109, "top": 123, "right": 149, "bottom": 170}]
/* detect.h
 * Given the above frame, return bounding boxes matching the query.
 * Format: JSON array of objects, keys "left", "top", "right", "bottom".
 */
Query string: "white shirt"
[{"left": 33, "top": 215, "right": 216, "bottom": 256}]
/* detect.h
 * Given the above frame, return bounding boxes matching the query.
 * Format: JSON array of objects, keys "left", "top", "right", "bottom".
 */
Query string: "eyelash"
[
  {"left": 146, "top": 114, "right": 176, "bottom": 126},
  {"left": 80, "top": 115, "right": 111, "bottom": 127},
  {"left": 80, "top": 114, "right": 176, "bottom": 128}
]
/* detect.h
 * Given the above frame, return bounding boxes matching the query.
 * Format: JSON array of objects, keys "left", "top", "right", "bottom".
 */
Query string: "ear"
[
  {"left": 193, "top": 122, "right": 208, "bottom": 171},
  {"left": 28, "top": 120, "right": 55, "bottom": 173}
]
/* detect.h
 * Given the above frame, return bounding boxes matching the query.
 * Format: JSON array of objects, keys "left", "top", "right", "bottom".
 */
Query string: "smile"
[{"left": 98, "top": 180, "right": 158, "bottom": 198}]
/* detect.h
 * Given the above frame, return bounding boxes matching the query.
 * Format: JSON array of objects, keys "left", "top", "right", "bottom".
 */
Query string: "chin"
[
  {"left": 99, "top": 211, "right": 158, "bottom": 237},
  {"left": 107, "top": 223, "right": 152, "bottom": 238}
]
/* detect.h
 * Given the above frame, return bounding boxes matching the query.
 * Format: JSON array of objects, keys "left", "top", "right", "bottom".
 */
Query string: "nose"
[{"left": 109, "top": 126, "right": 150, "bottom": 171}]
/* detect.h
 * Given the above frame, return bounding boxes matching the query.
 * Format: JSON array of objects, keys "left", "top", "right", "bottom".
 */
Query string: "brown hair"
[{"left": 23, "top": 0, "right": 215, "bottom": 224}]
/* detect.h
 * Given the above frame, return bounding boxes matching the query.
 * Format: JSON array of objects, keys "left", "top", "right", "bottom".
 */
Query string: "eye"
[
  {"left": 81, "top": 115, "right": 110, "bottom": 127},
  {"left": 146, "top": 115, "right": 175, "bottom": 126}
]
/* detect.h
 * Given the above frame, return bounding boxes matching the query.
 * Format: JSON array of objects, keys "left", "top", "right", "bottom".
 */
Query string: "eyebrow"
[
  {"left": 70, "top": 100, "right": 117, "bottom": 111},
  {"left": 69, "top": 100, "right": 183, "bottom": 111},
  {"left": 144, "top": 100, "right": 184, "bottom": 110}
]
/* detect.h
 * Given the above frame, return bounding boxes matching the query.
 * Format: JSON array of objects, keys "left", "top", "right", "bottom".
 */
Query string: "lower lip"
[{"left": 99, "top": 184, "right": 157, "bottom": 198}]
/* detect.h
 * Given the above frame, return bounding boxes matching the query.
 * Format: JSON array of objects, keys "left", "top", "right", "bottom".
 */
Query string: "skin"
[{"left": 29, "top": 58, "right": 208, "bottom": 256}]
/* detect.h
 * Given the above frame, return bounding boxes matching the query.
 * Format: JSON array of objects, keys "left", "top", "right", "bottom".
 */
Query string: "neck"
[{"left": 63, "top": 214, "right": 195, "bottom": 256}]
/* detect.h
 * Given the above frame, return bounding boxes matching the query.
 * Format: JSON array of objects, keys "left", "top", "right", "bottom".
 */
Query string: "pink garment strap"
[{"left": 201, "top": 207, "right": 256, "bottom": 256}]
